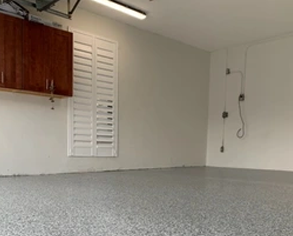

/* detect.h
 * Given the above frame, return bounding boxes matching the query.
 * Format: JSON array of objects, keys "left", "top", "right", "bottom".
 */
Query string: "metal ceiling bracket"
[
  {"left": 13, "top": 0, "right": 82, "bottom": 19},
  {"left": 36, "top": 0, "right": 59, "bottom": 11},
  {"left": 68, "top": 0, "right": 80, "bottom": 15}
]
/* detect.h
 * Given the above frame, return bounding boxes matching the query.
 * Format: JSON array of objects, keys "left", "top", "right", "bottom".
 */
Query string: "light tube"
[{"left": 92, "top": 0, "right": 147, "bottom": 20}]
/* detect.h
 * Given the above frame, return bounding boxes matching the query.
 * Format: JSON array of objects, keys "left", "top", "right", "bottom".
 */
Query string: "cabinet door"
[
  {"left": 48, "top": 27, "right": 73, "bottom": 96},
  {"left": 23, "top": 21, "right": 50, "bottom": 93},
  {"left": 0, "top": 14, "right": 4, "bottom": 86},
  {"left": 0, "top": 13, "right": 23, "bottom": 89}
]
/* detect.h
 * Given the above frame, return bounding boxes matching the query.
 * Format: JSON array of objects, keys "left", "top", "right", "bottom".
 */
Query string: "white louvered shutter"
[
  {"left": 95, "top": 37, "right": 118, "bottom": 157},
  {"left": 68, "top": 29, "right": 118, "bottom": 157},
  {"left": 69, "top": 31, "right": 94, "bottom": 156}
]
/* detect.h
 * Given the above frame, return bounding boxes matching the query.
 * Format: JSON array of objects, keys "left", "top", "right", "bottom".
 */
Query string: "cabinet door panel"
[
  {"left": 0, "top": 14, "right": 4, "bottom": 86},
  {"left": 48, "top": 28, "right": 73, "bottom": 96},
  {"left": 23, "top": 21, "right": 50, "bottom": 93},
  {"left": 0, "top": 13, "right": 23, "bottom": 89}
]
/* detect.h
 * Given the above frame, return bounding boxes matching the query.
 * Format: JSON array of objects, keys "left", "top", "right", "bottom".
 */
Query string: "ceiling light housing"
[{"left": 92, "top": 0, "right": 147, "bottom": 20}]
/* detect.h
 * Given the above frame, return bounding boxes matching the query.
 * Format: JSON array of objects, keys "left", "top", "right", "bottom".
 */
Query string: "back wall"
[{"left": 0, "top": 5, "right": 210, "bottom": 175}]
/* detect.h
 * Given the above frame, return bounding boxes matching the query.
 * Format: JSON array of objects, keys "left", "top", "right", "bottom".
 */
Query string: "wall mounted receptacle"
[
  {"left": 239, "top": 94, "right": 245, "bottom": 101},
  {"left": 220, "top": 146, "right": 225, "bottom": 153}
]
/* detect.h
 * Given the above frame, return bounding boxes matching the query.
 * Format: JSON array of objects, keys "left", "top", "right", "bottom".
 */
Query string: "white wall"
[
  {"left": 207, "top": 36, "right": 293, "bottom": 171},
  {"left": 0, "top": 7, "right": 210, "bottom": 175}
]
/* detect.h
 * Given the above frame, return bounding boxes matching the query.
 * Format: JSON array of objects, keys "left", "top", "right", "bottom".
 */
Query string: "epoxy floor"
[{"left": 1, "top": 167, "right": 293, "bottom": 236}]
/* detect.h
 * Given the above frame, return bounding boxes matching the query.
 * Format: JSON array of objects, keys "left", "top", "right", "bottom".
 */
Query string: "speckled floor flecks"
[{"left": 1, "top": 167, "right": 293, "bottom": 236}]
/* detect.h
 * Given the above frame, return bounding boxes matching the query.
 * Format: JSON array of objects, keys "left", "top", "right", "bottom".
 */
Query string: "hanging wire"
[
  {"left": 230, "top": 70, "right": 246, "bottom": 139},
  {"left": 237, "top": 97, "right": 245, "bottom": 139}
]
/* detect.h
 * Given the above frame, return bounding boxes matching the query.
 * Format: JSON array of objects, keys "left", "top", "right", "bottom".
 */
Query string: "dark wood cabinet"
[
  {"left": 0, "top": 12, "right": 73, "bottom": 98},
  {"left": 47, "top": 27, "right": 73, "bottom": 96},
  {"left": 0, "top": 14, "right": 23, "bottom": 90}
]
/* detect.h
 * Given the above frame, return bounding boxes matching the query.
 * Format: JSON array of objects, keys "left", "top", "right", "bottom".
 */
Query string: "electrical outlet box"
[
  {"left": 220, "top": 146, "right": 224, "bottom": 153},
  {"left": 222, "top": 111, "right": 229, "bottom": 119},
  {"left": 239, "top": 94, "right": 245, "bottom": 101}
]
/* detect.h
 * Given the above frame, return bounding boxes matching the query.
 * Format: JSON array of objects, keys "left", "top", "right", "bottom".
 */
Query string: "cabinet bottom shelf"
[{"left": 0, "top": 87, "right": 70, "bottom": 98}]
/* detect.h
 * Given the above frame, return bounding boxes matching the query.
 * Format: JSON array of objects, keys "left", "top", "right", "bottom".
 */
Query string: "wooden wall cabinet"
[
  {"left": 47, "top": 27, "right": 73, "bottom": 97},
  {"left": 0, "top": 12, "right": 73, "bottom": 97}
]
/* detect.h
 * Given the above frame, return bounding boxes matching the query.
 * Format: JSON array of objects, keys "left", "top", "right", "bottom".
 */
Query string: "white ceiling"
[{"left": 80, "top": 0, "right": 293, "bottom": 51}]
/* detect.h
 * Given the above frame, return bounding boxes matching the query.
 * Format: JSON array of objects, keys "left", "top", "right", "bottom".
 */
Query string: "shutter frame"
[{"left": 68, "top": 28, "right": 118, "bottom": 157}]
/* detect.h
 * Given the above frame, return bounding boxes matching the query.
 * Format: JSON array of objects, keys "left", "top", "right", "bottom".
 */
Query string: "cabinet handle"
[
  {"left": 1, "top": 72, "right": 4, "bottom": 84},
  {"left": 46, "top": 79, "right": 49, "bottom": 90}
]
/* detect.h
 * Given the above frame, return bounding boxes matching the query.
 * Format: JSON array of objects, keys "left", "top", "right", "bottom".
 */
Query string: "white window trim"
[{"left": 67, "top": 28, "right": 119, "bottom": 158}]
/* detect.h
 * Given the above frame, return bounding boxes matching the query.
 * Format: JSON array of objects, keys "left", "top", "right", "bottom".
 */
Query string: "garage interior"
[{"left": 0, "top": 0, "right": 293, "bottom": 235}]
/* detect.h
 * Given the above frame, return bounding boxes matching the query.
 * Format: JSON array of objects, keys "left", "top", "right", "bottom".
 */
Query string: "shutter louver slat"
[
  {"left": 75, "top": 128, "right": 92, "bottom": 134},
  {"left": 97, "top": 56, "right": 114, "bottom": 65},
  {"left": 97, "top": 76, "right": 114, "bottom": 84},
  {"left": 97, "top": 100, "right": 113, "bottom": 105},
  {"left": 97, "top": 126, "right": 113, "bottom": 130},
  {"left": 74, "top": 142, "right": 92, "bottom": 148},
  {"left": 74, "top": 50, "right": 92, "bottom": 60},
  {"left": 97, "top": 89, "right": 113, "bottom": 97},
  {"left": 97, "top": 63, "right": 114, "bottom": 71},
  {"left": 97, "top": 83, "right": 114, "bottom": 90},
  {"left": 74, "top": 71, "right": 92, "bottom": 80},
  {"left": 96, "top": 39, "right": 115, "bottom": 51},
  {"left": 74, "top": 90, "right": 92, "bottom": 99},
  {"left": 74, "top": 57, "right": 92, "bottom": 66},
  {"left": 74, "top": 43, "right": 92, "bottom": 52},
  {"left": 75, "top": 122, "right": 92, "bottom": 129},
  {"left": 97, "top": 69, "right": 114, "bottom": 77},
  {"left": 97, "top": 109, "right": 113, "bottom": 113},
  {"left": 74, "top": 134, "right": 92, "bottom": 141},
  {"left": 74, "top": 78, "right": 92, "bottom": 86},
  {"left": 97, "top": 93, "right": 114, "bottom": 101},
  {"left": 74, "top": 63, "right": 92, "bottom": 73},
  {"left": 74, "top": 84, "right": 92, "bottom": 93},
  {"left": 97, "top": 49, "right": 114, "bottom": 59}
]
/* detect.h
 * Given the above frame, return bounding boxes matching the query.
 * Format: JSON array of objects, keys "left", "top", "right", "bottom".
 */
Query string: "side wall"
[
  {"left": 207, "top": 36, "right": 293, "bottom": 171},
  {"left": 0, "top": 7, "right": 210, "bottom": 175}
]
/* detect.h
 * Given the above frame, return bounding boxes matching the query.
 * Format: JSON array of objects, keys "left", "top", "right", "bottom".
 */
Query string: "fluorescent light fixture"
[{"left": 92, "top": 0, "right": 147, "bottom": 20}]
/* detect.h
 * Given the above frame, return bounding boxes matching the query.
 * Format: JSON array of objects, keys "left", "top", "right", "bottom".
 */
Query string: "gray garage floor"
[{"left": 0, "top": 167, "right": 293, "bottom": 236}]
